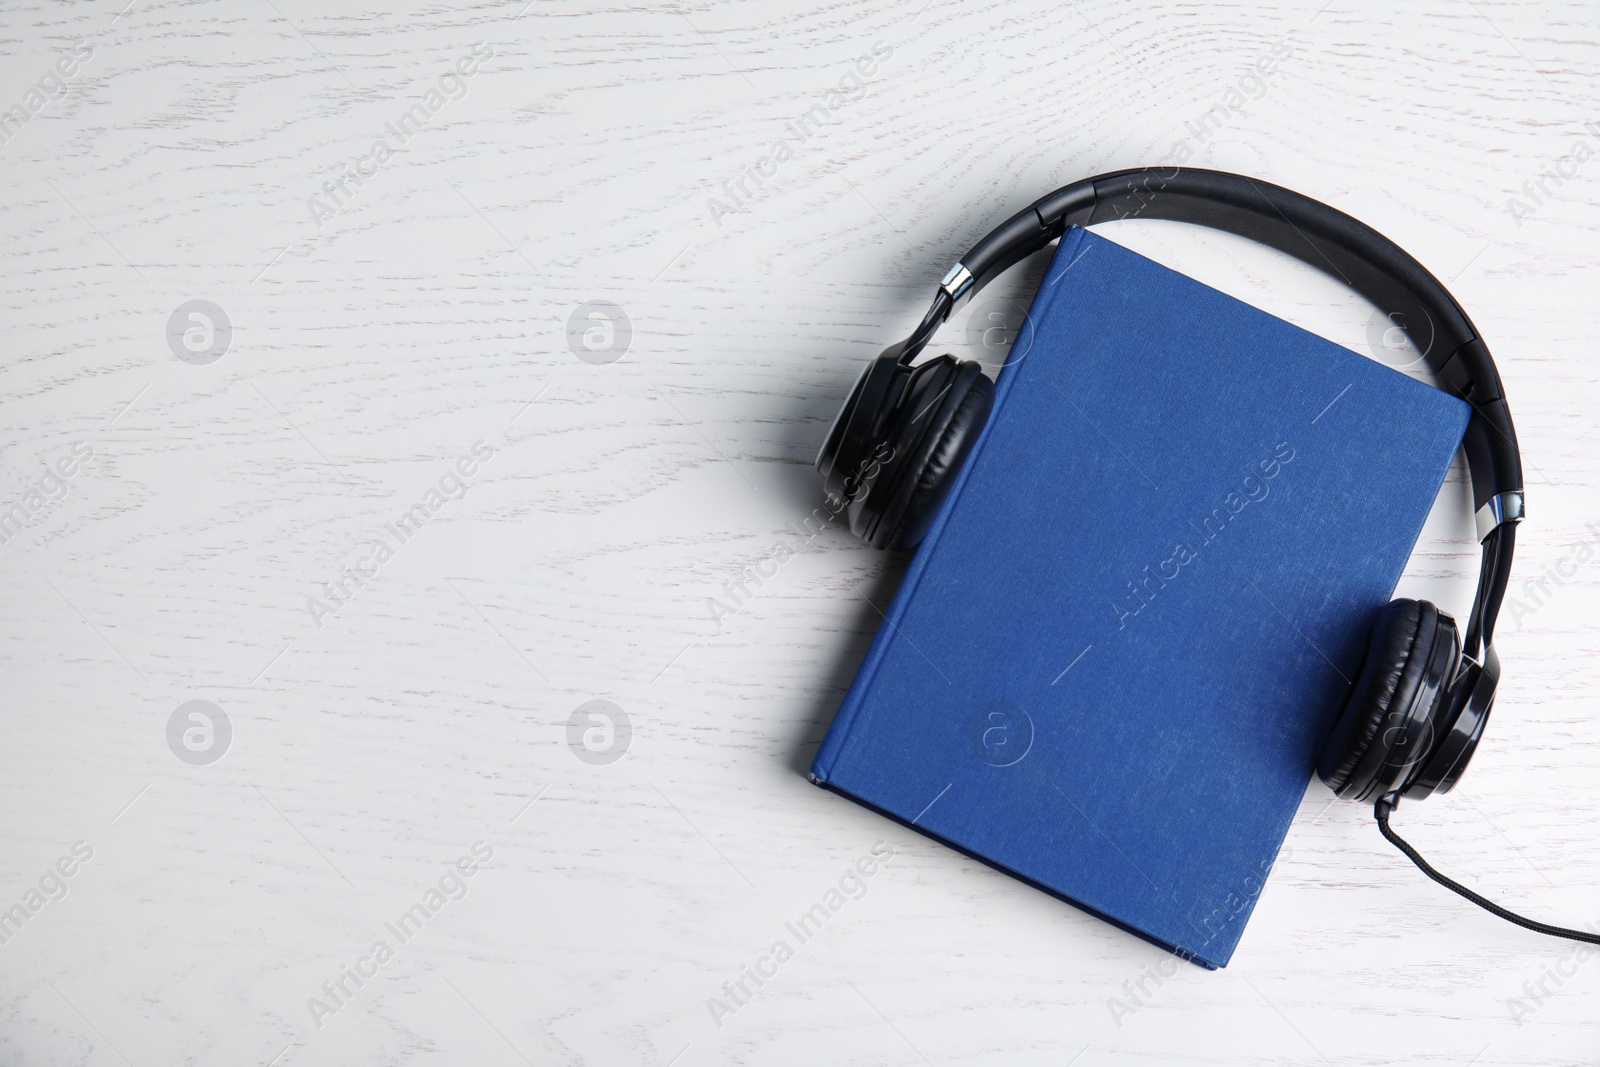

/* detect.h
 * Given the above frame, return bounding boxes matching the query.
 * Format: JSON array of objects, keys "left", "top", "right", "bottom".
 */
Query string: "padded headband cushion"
[{"left": 934, "top": 168, "right": 1521, "bottom": 521}]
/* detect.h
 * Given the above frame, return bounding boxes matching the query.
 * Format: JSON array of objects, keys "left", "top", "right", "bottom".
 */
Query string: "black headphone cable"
[{"left": 1375, "top": 795, "right": 1600, "bottom": 945}]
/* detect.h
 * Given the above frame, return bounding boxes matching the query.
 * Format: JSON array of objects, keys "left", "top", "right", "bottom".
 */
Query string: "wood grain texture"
[{"left": 2, "top": 0, "right": 1599, "bottom": 1063}]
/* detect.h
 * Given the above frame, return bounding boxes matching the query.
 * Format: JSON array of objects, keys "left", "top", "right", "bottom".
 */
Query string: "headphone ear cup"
[
  {"left": 1318, "top": 598, "right": 1433, "bottom": 796},
  {"left": 873, "top": 360, "right": 993, "bottom": 549},
  {"left": 1318, "top": 599, "right": 1459, "bottom": 800},
  {"left": 816, "top": 353, "right": 902, "bottom": 505}
]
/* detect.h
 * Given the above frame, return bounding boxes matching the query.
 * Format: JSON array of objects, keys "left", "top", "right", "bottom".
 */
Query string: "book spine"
[{"left": 812, "top": 229, "right": 1092, "bottom": 784}]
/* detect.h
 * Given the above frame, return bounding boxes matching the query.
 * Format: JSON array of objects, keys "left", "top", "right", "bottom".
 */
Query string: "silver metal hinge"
[
  {"left": 939, "top": 263, "right": 975, "bottom": 311},
  {"left": 1474, "top": 490, "right": 1524, "bottom": 542}
]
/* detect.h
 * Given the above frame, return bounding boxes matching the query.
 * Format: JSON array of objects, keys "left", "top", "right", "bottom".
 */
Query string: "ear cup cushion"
[
  {"left": 861, "top": 356, "right": 959, "bottom": 547},
  {"left": 1385, "top": 611, "right": 1461, "bottom": 798},
  {"left": 1348, "top": 602, "right": 1450, "bottom": 800},
  {"left": 1318, "top": 599, "right": 1432, "bottom": 797},
  {"left": 819, "top": 354, "right": 904, "bottom": 513},
  {"left": 883, "top": 366, "right": 994, "bottom": 548}
]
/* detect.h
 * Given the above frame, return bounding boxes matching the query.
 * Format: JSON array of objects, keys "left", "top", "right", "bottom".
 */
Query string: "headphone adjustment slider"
[
  {"left": 939, "top": 263, "right": 976, "bottom": 313},
  {"left": 1474, "top": 491, "right": 1524, "bottom": 542}
]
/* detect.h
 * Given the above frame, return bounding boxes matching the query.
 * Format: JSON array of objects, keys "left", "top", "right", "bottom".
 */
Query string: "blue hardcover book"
[{"left": 810, "top": 227, "right": 1471, "bottom": 968}]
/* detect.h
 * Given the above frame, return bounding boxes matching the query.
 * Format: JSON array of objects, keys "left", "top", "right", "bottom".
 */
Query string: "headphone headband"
[{"left": 890, "top": 167, "right": 1522, "bottom": 653}]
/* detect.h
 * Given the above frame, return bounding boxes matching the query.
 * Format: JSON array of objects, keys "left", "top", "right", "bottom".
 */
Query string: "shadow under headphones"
[{"left": 816, "top": 167, "right": 1598, "bottom": 947}]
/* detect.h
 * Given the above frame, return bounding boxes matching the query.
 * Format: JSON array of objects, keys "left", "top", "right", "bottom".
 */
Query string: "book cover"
[{"left": 810, "top": 226, "right": 1471, "bottom": 968}]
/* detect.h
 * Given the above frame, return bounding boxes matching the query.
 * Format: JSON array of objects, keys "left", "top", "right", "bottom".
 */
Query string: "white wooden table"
[{"left": 4, "top": 1, "right": 1599, "bottom": 1063}]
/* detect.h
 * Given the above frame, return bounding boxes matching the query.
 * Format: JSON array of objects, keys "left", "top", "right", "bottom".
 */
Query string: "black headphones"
[{"left": 818, "top": 168, "right": 1595, "bottom": 946}]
